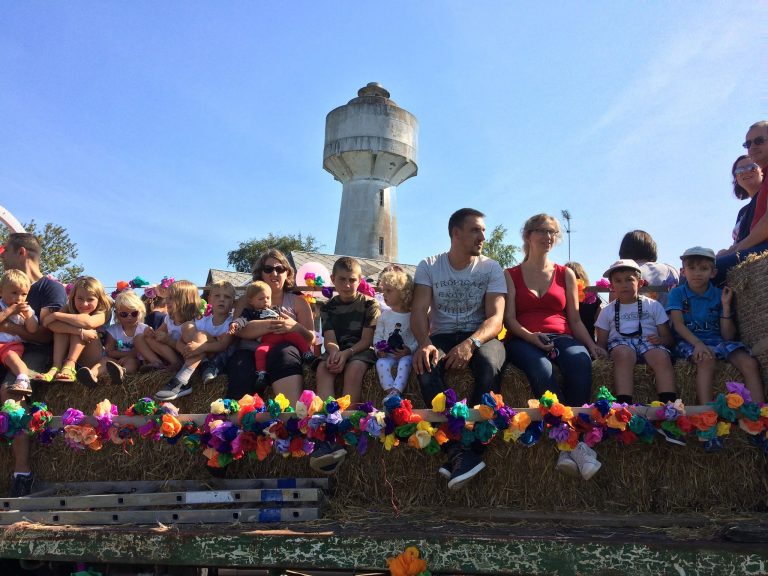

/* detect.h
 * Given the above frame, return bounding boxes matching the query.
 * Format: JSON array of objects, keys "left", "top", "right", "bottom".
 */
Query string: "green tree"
[
  {"left": 482, "top": 224, "right": 519, "bottom": 268},
  {"left": 0, "top": 220, "right": 84, "bottom": 283},
  {"left": 227, "top": 233, "right": 323, "bottom": 273}
]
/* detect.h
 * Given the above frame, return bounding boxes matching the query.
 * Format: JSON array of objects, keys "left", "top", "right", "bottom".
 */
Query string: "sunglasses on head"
[
  {"left": 735, "top": 163, "right": 760, "bottom": 175},
  {"left": 118, "top": 311, "right": 140, "bottom": 318},
  {"left": 743, "top": 136, "right": 767, "bottom": 149},
  {"left": 262, "top": 265, "right": 287, "bottom": 274}
]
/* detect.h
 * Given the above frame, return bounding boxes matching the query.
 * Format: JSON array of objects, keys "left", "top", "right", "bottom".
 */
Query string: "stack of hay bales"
[
  {"left": 728, "top": 250, "right": 768, "bottom": 383},
  {"left": 3, "top": 359, "right": 766, "bottom": 516}
]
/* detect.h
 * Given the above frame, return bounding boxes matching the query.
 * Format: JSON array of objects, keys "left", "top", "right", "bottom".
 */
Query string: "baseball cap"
[
  {"left": 679, "top": 246, "right": 716, "bottom": 261},
  {"left": 603, "top": 259, "right": 643, "bottom": 278}
]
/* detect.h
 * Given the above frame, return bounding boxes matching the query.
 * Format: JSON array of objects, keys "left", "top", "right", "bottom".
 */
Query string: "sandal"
[
  {"left": 105, "top": 361, "right": 125, "bottom": 385},
  {"left": 76, "top": 367, "right": 98, "bottom": 388},
  {"left": 54, "top": 366, "right": 77, "bottom": 383},
  {"left": 31, "top": 367, "right": 59, "bottom": 383},
  {"left": 8, "top": 376, "right": 33, "bottom": 397}
]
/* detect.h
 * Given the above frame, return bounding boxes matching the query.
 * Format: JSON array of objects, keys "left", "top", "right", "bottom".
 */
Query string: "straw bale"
[
  {"left": 728, "top": 249, "right": 768, "bottom": 383},
  {"left": 1, "top": 362, "right": 766, "bottom": 515}
]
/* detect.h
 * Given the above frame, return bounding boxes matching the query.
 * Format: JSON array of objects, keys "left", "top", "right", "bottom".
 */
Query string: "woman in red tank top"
[{"left": 504, "top": 214, "right": 607, "bottom": 480}]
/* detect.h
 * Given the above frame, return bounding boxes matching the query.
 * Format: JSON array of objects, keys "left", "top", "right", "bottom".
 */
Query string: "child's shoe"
[
  {"left": 703, "top": 437, "right": 724, "bottom": 453},
  {"left": 10, "top": 472, "right": 34, "bottom": 498},
  {"left": 309, "top": 441, "right": 346, "bottom": 474},
  {"left": 105, "top": 361, "right": 125, "bottom": 385},
  {"left": 555, "top": 450, "right": 581, "bottom": 478},
  {"left": 155, "top": 378, "right": 192, "bottom": 401},
  {"left": 201, "top": 362, "right": 218, "bottom": 384},
  {"left": 76, "top": 367, "right": 98, "bottom": 389},
  {"left": 383, "top": 388, "right": 400, "bottom": 403},
  {"left": 8, "top": 375, "right": 33, "bottom": 397},
  {"left": 447, "top": 448, "right": 486, "bottom": 490},
  {"left": 656, "top": 427, "right": 686, "bottom": 446},
  {"left": 569, "top": 442, "right": 601, "bottom": 480}
]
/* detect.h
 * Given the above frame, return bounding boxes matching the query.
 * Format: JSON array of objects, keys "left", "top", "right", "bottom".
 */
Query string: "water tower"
[{"left": 323, "top": 83, "right": 418, "bottom": 261}]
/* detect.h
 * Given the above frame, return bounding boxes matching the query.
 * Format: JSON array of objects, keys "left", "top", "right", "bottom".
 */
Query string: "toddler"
[
  {"left": 667, "top": 247, "right": 764, "bottom": 449},
  {"left": 229, "top": 280, "right": 313, "bottom": 385},
  {"left": 0, "top": 270, "right": 38, "bottom": 396},
  {"left": 191, "top": 280, "right": 235, "bottom": 384},
  {"left": 77, "top": 289, "right": 149, "bottom": 386},
  {"left": 310, "top": 257, "right": 380, "bottom": 474},
  {"left": 374, "top": 268, "right": 417, "bottom": 401},
  {"left": 36, "top": 276, "right": 111, "bottom": 384},
  {"left": 595, "top": 260, "right": 679, "bottom": 439}
]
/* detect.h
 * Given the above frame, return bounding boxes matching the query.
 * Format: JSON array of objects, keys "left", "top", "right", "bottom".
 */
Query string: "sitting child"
[
  {"left": 595, "top": 260, "right": 680, "bottom": 440},
  {"left": 0, "top": 270, "right": 38, "bottom": 396},
  {"left": 374, "top": 267, "right": 417, "bottom": 401},
  {"left": 667, "top": 247, "right": 765, "bottom": 449},
  {"left": 229, "top": 280, "right": 314, "bottom": 385},
  {"left": 190, "top": 280, "right": 235, "bottom": 384}
]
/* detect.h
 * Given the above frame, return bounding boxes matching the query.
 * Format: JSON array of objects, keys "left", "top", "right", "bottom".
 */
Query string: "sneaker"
[
  {"left": 438, "top": 462, "right": 452, "bottom": 479},
  {"left": 555, "top": 450, "right": 581, "bottom": 478},
  {"left": 704, "top": 437, "right": 724, "bottom": 453},
  {"left": 447, "top": 449, "right": 486, "bottom": 490},
  {"left": 656, "top": 427, "right": 686, "bottom": 446},
  {"left": 154, "top": 378, "right": 192, "bottom": 401},
  {"left": 309, "top": 441, "right": 346, "bottom": 473},
  {"left": 10, "top": 473, "right": 34, "bottom": 498},
  {"left": 105, "top": 360, "right": 125, "bottom": 386},
  {"left": 201, "top": 362, "right": 218, "bottom": 384},
  {"left": 76, "top": 367, "right": 98, "bottom": 388},
  {"left": 569, "top": 442, "right": 601, "bottom": 481}
]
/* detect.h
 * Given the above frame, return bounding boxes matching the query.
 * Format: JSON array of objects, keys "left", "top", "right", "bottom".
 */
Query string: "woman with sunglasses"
[
  {"left": 715, "top": 155, "right": 767, "bottom": 284},
  {"left": 504, "top": 214, "right": 607, "bottom": 480},
  {"left": 226, "top": 249, "right": 315, "bottom": 404}
]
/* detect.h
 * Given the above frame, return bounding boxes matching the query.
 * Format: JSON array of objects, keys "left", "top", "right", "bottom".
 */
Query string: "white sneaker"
[
  {"left": 555, "top": 450, "right": 580, "bottom": 478},
  {"left": 569, "top": 442, "right": 601, "bottom": 480}
]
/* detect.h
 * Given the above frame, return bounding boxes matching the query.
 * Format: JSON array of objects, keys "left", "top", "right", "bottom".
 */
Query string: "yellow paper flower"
[
  {"left": 416, "top": 420, "right": 435, "bottom": 435},
  {"left": 716, "top": 422, "right": 731, "bottom": 437},
  {"left": 274, "top": 393, "right": 290, "bottom": 412},
  {"left": 336, "top": 394, "right": 351, "bottom": 412},
  {"left": 383, "top": 433, "right": 399, "bottom": 451},
  {"left": 504, "top": 428, "right": 523, "bottom": 442},
  {"left": 542, "top": 390, "right": 559, "bottom": 405},
  {"left": 93, "top": 399, "right": 113, "bottom": 417},
  {"left": 210, "top": 399, "right": 226, "bottom": 415},
  {"left": 761, "top": 406, "right": 768, "bottom": 418},
  {"left": 431, "top": 392, "right": 446, "bottom": 413},
  {"left": 309, "top": 396, "right": 324, "bottom": 416}
]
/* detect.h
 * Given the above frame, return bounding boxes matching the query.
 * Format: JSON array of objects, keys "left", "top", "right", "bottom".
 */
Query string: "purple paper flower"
[
  {"left": 726, "top": 381, "right": 752, "bottom": 404},
  {"left": 62, "top": 409, "right": 85, "bottom": 427},
  {"left": 549, "top": 423, "right": 571, "bottom": 443}
]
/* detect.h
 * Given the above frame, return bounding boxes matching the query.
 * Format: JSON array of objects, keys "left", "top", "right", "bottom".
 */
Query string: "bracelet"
[{"left": 720, "top": 315, "right": 733, "bottom": 320}]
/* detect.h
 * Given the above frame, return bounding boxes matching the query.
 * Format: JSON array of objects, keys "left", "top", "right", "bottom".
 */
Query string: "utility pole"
[{"left": 561, "top": 209, "right": 572, "bottom": 261}]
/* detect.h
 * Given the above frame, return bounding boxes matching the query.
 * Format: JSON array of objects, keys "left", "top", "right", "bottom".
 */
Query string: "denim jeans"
[
  {"left": 418, "top": 332, "right": 506, "bottom": 456},
  {"left": 505, "top": 334, "right": 592, "bottom": 406},
  {"left": 714, "top": 240, "right": 768, "bottom": 286}
]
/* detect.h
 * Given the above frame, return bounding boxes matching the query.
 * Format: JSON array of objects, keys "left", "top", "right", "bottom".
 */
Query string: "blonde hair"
[
  {"left": 521, "top": 213, "right": 561, "bottom": 260},
  {"left": 378, "top": 269, "right": 414, "bottom": 311},
  {"left": 64, "top": 276, "right": 112, "bottom": 315},
  {"left": 209, "top": 280, "right": 235, "bottom": 299},
  {"left": 0, "top": 269, "right": 31, "bottom": 292},
  {"left": 565, "top": 261, "right": 589, "bottom": 285},
  {"left": 168, "top": 280, "right": 202, "bottom": 323},
  {"left": 114, "top": 290, "right": 146, "bottom": 323},
  {"left": 245, "top": 280, "right": 271, "bottom": 299}
]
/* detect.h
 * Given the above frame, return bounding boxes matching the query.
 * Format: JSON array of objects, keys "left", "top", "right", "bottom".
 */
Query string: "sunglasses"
[
  {"left": 262, "top": 265, "right": 287, "bottom": 274},
  {"left": 734, "top": 163, "right": 760, "bottom": 175},
  {"left": 742, "top": 136, "right": 767, "bottom": 149},
  {"left": 118, "top": 311, "right": 140, "bottom": 318}
]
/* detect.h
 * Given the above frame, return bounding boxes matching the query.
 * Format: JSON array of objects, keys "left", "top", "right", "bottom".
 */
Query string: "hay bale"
[
  {"left": 728, "top": 249, "right": 768, "bottom": 383},
  {"left": 1, "top": 362, "right": 765, "bottom": 515}
]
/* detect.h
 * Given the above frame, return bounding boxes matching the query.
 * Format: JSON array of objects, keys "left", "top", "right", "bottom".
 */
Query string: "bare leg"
[
  {"left": 728, "top": 350, "right": 765, "bottom": 404},
  {"left": 610, "top": 345, "right": 637, "bottom": 398},
  {"left": 3, "top": 352, "right": 28, "bottom": 378},
  {"left": 133, "top": 334, "right": 164, "bottom": 366},
  {"left": 644, "top": 349, "right": 676, "bottom": 395},
  {"left": 272, "top": 374, "right": 302, "bottom": 405},
  {"left": 691, "top": 355, "right": 715, "bottom": 403},
  {"left": 316, "top": 362, "right": 337, "bottom": 399},
  {"left": 341, "top": 361, "right": 369, "bottom": 405}
]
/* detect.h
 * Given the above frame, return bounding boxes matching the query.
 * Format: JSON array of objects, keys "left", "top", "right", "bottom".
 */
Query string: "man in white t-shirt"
[{"left": 411, "top": 208, "right": 507, "bottom": 490}]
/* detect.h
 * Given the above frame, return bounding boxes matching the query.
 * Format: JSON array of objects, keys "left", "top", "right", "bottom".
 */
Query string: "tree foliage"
[
  {"left": 482, "top": 224, "right": 519, "bottom": 268},
  {"left": 227, "top": 233, "right": 323, "bottom": 273},
  {"left": 0, "top": 220, "right": 84, "bottom": 283}
]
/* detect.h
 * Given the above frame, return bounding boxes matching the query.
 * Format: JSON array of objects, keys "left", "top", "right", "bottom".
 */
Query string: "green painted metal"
[{"left": 0, "top": 526, "right": 766, "bottom": 575}]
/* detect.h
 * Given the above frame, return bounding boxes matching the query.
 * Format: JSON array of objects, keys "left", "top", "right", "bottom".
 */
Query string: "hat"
[
  {"left": 680, "top": 246, "right": 716, "bottom": 261},
  {"left": 603, "top": 259, "right": 642, "bottom": 278}
]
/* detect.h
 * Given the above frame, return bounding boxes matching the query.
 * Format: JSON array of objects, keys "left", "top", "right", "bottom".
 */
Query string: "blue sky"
[{"left": 1, "top": 2, "right": 764, "bottom": 289}]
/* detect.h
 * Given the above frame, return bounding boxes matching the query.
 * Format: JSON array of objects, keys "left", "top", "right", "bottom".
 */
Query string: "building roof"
[
  {"left": 204, "top": 269, "right": 252, "bottom": 290},
  {"left": 289, "top": 250, "right": 417, "bottom": 282}
]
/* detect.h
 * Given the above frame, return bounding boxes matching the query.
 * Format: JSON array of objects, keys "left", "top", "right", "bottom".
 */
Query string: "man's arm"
[
  {"left": 411, "top": 283, "right": 437, "bottom": 374},
  {"left": 442, "top": 291, "right": 505, "bottom": 371}
]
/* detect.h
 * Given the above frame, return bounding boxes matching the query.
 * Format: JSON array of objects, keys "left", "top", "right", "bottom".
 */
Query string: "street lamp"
[{"left": 561, "top": 210, "right": 572, "bottom": 261}]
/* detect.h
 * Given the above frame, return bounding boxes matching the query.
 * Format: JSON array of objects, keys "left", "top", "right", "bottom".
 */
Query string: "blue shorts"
[
  {"left": 676, "top": 338, "right": 747, "bottom": 360},
  {"left": 608, "top": 336, "right": 670, "bottom": 359}
]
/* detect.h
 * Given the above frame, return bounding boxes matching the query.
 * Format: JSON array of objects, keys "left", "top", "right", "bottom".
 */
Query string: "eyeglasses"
[
  {"left": 742, "top": 136, "right": 767, "bottom": 149},
  {"left": 118, "top": 311, "right": 140, "bottom": 318},
  {"left": 262, "top": 265, "right": 287, "bottom": 274},
  {"left": 532, "top": 228, "right": 558, "bottom": 237},
  {"left": 734, "top": 163, "right": 760, "bottom": 175}
]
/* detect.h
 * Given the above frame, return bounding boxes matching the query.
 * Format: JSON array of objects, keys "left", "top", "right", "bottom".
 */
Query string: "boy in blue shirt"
[{"left": 667, "top": 247, "right": 764, "bottom": 450}]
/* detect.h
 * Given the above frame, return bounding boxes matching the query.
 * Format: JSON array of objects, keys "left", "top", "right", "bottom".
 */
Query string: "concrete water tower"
[{"left": 323, "top": 83, "right": 418, "bottom": 261}]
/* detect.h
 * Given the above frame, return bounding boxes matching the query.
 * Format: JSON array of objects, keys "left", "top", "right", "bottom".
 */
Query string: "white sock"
[{"left": 175, "top": 364, "right": 195, "bottom": 384}]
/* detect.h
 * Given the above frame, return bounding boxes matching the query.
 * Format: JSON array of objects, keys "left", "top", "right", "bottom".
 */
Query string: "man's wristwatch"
[{"left": 468, "top": 336, "right": 482, "bottom": 351}]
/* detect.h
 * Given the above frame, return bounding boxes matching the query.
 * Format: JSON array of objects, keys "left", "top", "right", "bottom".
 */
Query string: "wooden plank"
[
  {"left": 33, "top": 478, "right": 330, "bottom": 494},
  {"left": 0, "top": 506, "right": 319, "bottom": 525},
  {"left": 2, "top": 488, "right": 323, "bottom": 511}
]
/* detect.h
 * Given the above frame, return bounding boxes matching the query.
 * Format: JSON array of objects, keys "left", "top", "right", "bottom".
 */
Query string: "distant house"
[{"left": 203, "top": 250, "right": 417, "bottom": 297}]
